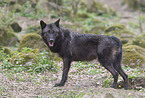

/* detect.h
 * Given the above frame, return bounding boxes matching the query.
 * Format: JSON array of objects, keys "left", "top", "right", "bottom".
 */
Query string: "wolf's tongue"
[{"left": 49, "top": 42, "right": 54, "bottom": 47}]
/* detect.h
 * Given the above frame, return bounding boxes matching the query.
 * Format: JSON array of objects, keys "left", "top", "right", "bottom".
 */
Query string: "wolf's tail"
[
  {"left": 111, "top": 36, "right": 122, "bottom": 61},
  {"left": 111, "top": 36, "right": 122, "bottom": 47}
]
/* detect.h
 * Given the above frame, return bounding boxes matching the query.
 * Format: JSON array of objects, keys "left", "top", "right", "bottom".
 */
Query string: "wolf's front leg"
[{"left": 54, "top": 58, "right": 72, "bottom": 87}]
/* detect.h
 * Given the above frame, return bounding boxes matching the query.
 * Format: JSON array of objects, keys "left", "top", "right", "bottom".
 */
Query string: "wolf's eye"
[
  {"left": 54, "top": 32, "right": 58, "bottom": 36},
  {"left": 53, "top": 31, "right": 57, "bottom": 33},
  {"left": 44, "top": 33, "right": 47, "bottom": 38},
  {"left": 48, "top": 30, "right": 51, "bottom": 33}
]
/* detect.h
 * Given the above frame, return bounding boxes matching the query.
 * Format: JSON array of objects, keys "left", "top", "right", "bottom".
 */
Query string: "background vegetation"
[{"left": 0, "top": 0, "right": 145, "bottom": 97}]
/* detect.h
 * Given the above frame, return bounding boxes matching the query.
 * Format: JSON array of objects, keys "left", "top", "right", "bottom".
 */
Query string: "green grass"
[
  {"left": 18, "top": 1, "right": 47, "bottom": 20},
  {"left": 0, "top": 48, "right": 60, "bottom": 74},
  {"left": 0, "top": 6, "right": 16, "bottom": 28},
  {"left": 123, "top": 66, "right": 145, "bottom": 78}
]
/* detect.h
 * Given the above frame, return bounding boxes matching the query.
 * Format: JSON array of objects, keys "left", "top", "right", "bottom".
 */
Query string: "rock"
[
  {"left": 0, "top": 46, "right": 11, "bottom": 54},
  {"left": 77, "top": 12, "right": 90, "bottom": 18},
  {"left": 18, "top": 33, "right": 48, "bottom": 52},
  {"left": 104, "top": 24, "right": 134, "bottom": 44},
  {"left": 104, "top": 93, "right": 114, "bottom": 98},
  {"left": 123, "top": 0, "right": 140, "bottom": 10},
  {"left": 17, "top": 0, "right": 27, "bottom": 5},
  {"left": 10, "top": 22, "right": 22, "bottom": 33},
  {"left": 123, "top": 45, "right": 145, "bottom": 68},
  {"left": 18, "top": 0, "right": 39, "bottom": 6},
  {"left": 83, "top": 19, "right": 105, "bottom": 34},
  {"left": 82, "top": 95, "right": 90, "bottom": 98},
  {"left": 0, "top": 27, "right": 18, "bottom": 46},
  {"left": 124, "top": 0, "right": 145, "bottom": 11},
  {"left": 88, "top": 25, "right": 105, "bottom": 35},
  {"left": 8, "top": 3, "right": 22, "bottom": 12},
  {"left": 8, "top": 0, "right": 39, "bottom": 12},
  {"left": 57, "top": 8, "right": 71, "bottom": 17},
  {"left": 62, "top": 23, "right": 83, "bottom": 33},
  {"left": 38, "top": 0, "right": 53, "bottom": 13},
  {"left": 47, "top": 0, "right": 63, "bottom": 6},
  {"left": 9, "top": 0, "right": 16, "bottom": 6},
  {"left": 10, "top": 52, "right": 38, "bottom": 68},
  {"left": 118, "top": 77, "right": 145, "bottom": 89},
  {"left": 131, "top": 36, "right": 145, "bottom": 48},
  {"left": 47, "top": 1, "right": 61, "bottom": 10},
  {"left": 81, "top": 0, "right": 116, "bottom": 16},
  {"left": 104, "top": 24, "right": 125, "bottom": 33}
]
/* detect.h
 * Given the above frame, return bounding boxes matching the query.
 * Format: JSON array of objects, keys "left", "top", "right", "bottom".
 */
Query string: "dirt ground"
[{"left": 0, "top": 65, "right": 145, "bottom": 97}]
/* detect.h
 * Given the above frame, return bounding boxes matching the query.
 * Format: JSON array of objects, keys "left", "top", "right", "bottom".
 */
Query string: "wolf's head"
[{"left": 40, "top": 19, "right": 61, "bottom": 47}]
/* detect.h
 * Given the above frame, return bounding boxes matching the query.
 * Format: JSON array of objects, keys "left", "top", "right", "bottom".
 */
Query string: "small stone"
[
  {"left": 10, "top": 22, "right": 22, "bottom": 33},
  {"left": 104, "top": 93, "right": 114, "bottom": 98}
]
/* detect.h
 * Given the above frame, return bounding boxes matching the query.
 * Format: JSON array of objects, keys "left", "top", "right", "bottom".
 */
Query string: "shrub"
[
  {"left": 1, "top": 48, "right": 59, "bottom": 73},
  {"left": 0, "top": 46, "right": 11, "bottom": 54},
  {"left": 123, "top": 45, "right": 145, "bottom": 68},
  {"left": 18, "top": 33, "right": 48, "bottom": 51},
  {"left": 0, "top": 27, "right": 18, "bottom": 46}
]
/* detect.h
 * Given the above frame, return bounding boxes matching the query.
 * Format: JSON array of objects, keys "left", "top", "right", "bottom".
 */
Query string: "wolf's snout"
[{"left": 49, "top": 39, "right": 54, "bottom": 42}]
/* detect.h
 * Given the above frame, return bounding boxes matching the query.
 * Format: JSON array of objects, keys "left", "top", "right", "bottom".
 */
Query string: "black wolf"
[{"left": 40, "top": 19, "right": 128, "bottom": 89}]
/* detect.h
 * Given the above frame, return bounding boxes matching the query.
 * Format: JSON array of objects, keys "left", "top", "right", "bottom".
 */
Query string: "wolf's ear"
[
  {"left": 40, "top": 20, "right": 46, "bottom": 30},
  {"left": 54, "top": 18, "right": 60, "bottom": 28}
]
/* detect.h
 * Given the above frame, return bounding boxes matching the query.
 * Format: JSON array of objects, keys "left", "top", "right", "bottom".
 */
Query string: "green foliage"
[
  {"left": 26, "top": 24, "right": 40, "bottom": 34},
  {"left": 77, "top": 12, "right": 90, "bottom": 18},
  {"left": 73, "top": 61, "right": 96, "bottom": 69},
  {"left": 10, "top": 51, "right": 38, "bottom": 67},
  {"left": 34, "top": 50, "right": 59, "bottom": 73},
  {"left": 0, "top": 49, "right": 10, "bottom": 61},
  {"left": 0, "top": 46, "right": 11, "bottom": 54},
  {"left": 123, "top": 66, "right": 145, "bottom": 79},
  {"left": 19, "top": 1, "right": 47, "bottom": 19},
  {"left": 1, "top": 48, "right": 59, "bottom": 74},
  {"left": 102, "top": 77, "right": 113, "bottom": 88},
  {"left": 0, "top": 5, "right": 16, "bottom": 28}
]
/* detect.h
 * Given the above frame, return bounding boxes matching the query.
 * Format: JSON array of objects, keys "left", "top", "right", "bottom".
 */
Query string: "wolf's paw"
[
  {"left": 110, "top": 84, "right": 117, "bottom": 89},
  {"left": 124, "top": 84, "right": 128, "bottom": 90},
  {"left": 54, "top": 83, "right": 64, "bottom": 87}
]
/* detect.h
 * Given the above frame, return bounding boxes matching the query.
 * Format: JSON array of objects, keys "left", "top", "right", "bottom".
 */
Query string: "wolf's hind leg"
[
  {"left": 98, "top": 57, "right": 118, "bottom": 88},
  {"left": 113, "top": 62, "right": 128, "bottom": 89}
]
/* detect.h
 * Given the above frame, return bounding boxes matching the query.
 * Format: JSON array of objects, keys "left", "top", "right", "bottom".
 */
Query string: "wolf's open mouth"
[{"left": 49, "top": 41, "right": 54, "bottom": 47}]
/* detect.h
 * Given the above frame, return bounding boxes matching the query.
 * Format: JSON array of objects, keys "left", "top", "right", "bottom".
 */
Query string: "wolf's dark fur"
[{"left": 40, "top": 19, "right": 128, "bottom": 89}]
